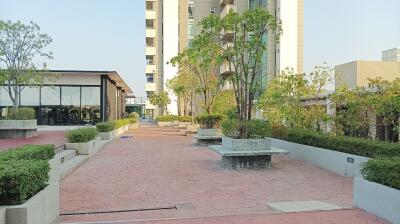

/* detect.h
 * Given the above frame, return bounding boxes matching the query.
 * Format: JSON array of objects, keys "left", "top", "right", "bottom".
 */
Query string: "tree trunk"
[{"left": 13, "top": 92, "right": 19, "bottom": 109}]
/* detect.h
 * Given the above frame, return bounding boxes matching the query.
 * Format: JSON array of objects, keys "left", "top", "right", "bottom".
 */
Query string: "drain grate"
[
  {"left": 120, "top": 135, "right": 133, "bottom": 139},
  {"left": 60, "top": 206, "right": 176, "bottom": 216}
]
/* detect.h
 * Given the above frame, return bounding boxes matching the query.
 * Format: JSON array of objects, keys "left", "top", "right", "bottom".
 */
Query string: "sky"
[{"left": 0, "top": 0, "right": 399, "bottom": 96}]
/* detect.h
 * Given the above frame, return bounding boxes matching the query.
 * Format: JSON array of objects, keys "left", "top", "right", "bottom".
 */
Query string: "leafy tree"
[
  {"left": 170, "top": 32, "right": 221, "bottom": 116},
  {"left": 258, "top": 65, "right": 332, "bottom": 130},
  {"left": 0, "top": 20, "right": 52, "bottom": 109},
  {"left": 212, "top": 89, "right": 236, "bottom": 115},
  {"left": 166, "top": 56, "right": 197, "bottom": 117},
  {"left": 149, "top": 91, "right": 171, "bottom": 115},
  {"left": 201, "top": 8, "right": 281, "bottom": 138}
]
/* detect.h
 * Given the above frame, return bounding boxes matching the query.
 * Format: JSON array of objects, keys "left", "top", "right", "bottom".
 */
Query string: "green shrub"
[
  {"left": 224, "top": 108, "right": 239, "bottom": 120},
  {"left": 128, "top": 112, "right": 140, "bottom": 124},
  {"left": 285, "top": 128, "right": 400, "bottom": 158},
  {"left": 66, "top": 128, "right": 98, "bottom": 143},
  {"left": 178, "top": 116, "right": 191, "bottom": 122},
  {"left": 221, "top": 119, "right": 271, "bottom": 139},
  {"left": 96, "top": 121, "right": 115, "bottom": 132},
  {"left": 195, "top": 114, "right": 223, "bottom": 129},
  {"left": 156, "top": 115, "right": 179, "bottom": 122},
  {"left": 0, "top": 160, "right": 50, "bottom": 205},
  {"left": 272, "top": 124, "right": 288, "bottom": 140},
  {"left": 6, "top": 107, "right": 35, "bottom": 120},
  {"left": 115, "top": 118, "right": 130, "bottom": 128},
  {"left": 0, "top": 145, "right": 55, "bottom": 161},
  {"left": 362, "top": 158, "right": 400, "bottom": 190}
]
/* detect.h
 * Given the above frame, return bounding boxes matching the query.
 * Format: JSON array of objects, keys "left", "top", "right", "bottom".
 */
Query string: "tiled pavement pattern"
[
  {"left": 0, "top": 131, "right": 66, "bottom": 151},
  {"left": 60, "top": 127, "right": 387, "bottom": 224}
]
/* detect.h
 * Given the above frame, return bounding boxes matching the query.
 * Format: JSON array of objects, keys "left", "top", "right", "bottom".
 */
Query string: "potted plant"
[
  {"left": 195, "top": 114, "right": 223, "bottom": 137},
  {"left": 64, "top": 128, "right": 99, "bottom": 157}
]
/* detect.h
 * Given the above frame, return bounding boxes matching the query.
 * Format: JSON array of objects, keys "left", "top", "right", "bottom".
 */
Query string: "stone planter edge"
[{"left": 353, "top": 178, "right": 400, "bottom": 224}]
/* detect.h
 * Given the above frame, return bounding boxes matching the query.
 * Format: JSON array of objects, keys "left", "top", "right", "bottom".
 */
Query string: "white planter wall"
[
  {"left": 271, "top": 138, "right": 368, "bottom": 177},
  {"left": 354, "top": 178, "right": 400, "bottom": 224},
  {"left": 0, "top": 184, "right": 59, "bottom": 224}
]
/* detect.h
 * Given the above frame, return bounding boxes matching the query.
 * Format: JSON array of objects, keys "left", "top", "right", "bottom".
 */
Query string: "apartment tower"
[{"left": 145, "top": 0, "right": 304, "bottom": 116}]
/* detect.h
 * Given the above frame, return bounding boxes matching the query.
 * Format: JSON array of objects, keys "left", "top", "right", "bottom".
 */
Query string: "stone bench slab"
[
  {"left": 193, "top": 135, "right": 222, "bottom": 140},
  {"left": 210, "top": 145, "right": 288, "bottom": 157}
]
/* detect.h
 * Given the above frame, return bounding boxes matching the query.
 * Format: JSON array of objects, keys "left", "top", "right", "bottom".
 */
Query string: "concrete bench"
[
  {"left": 0, "top": 120, "right": 37, "bottom": 139},
  {"left": 193, "top": 135, "right": 222, "bottom": 145},
  {"left": 210, "top": 145, "right": 288, "bottom": 169}
]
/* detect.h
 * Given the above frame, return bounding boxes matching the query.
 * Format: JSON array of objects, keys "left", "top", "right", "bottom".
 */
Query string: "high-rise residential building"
[
  {"left": 144, "top": 0, "right": 304, "bottom": 117},
  {"left": 382, "top": 47, "right": 400, "bottom": 62}
]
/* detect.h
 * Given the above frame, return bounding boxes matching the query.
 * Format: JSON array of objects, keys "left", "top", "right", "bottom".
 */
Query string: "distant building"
[
  {"left": 335, "top": 61, "right": 400, "bottom": 89},
  {"left": 145, "top": 0, "right": 304, "bottom": 116},
  {"left": 382, "top": 47, "right": 400, "bottom": 62},
  {"left": 0, "top": 70, "right": 133, "bottom": 125}
]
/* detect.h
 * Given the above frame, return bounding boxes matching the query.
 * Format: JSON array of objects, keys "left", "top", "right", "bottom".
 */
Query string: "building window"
[
  {"left": 188, "top": 1, "right": 194, "bottom": 18},
  {"left": 146, "top": 1, "right": 154, "bottom": 10},
  {"left": 146, "top": 19, "right": 154, "bottom": 28},
  {"left": 81, "top": 87, "right": 100, "bottom": 124},
  {"left": 41, "top": 86, "right": 60, "bottom": 106},
  {"left": 146, "top": 37, "right": 154, "bottom": 47},
  {"left": 249, "top": 0, "right": 267, "bottom": 9},
  {"left": 20, "top": 86, "right": 40, "bottom": 106},
  {"left": 146, "top": 55, "right": 155, "bottom": 65},
  {"left": 0, "top": 87, "right": 13, "bottom": 106},
  {"left": 61, "top": 86, "right": 80, "bottom": 106},
  {"left": 146, "top": 74, "right": 154, "bottom": 83},
  {"left": 188, "top": 19, "right": 195, "bottom": 39}
]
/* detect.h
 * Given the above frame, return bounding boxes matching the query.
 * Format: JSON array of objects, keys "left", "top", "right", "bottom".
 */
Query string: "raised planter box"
[
  {"left": 270, "top": 138, "right": 368, "bottom": 177},
  {"left": 65, "top": 139, "right": 100, "bottom": 157},
  {"left": 222, "top": 137, "right": 271, "bottom": 151},
  {"left": 354, "top": 178, "right": 400, "bottom": 224},
  {"left": 157, "top": 121, "right": 174, "bottom": 127},
  {"left": 98, "top": 130, "right": 116, "bottom": 140},
  {"left": 0, "top": 183, "right": 59, "bottom": 224},
  {"left": 0, "top": 120, "right": 37, "bottom": 139},
  {"left": 129, "top": 123, "right": 139, "bottom": 129},
  {"left": 197, "top": 128, "right": 219, "bottom": 136}
]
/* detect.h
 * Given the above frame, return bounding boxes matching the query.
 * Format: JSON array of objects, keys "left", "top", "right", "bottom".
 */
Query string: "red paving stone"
[
  {"left": 0, "top": 131, "right": 66, "bottom": 151},
  {"left": 60, "top": 127, "right": 387, "bottom": 224}
]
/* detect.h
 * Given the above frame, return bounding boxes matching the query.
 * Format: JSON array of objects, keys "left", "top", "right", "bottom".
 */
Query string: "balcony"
[
  {"left": 220, "top": 3, "right": 237, "bottom": 18},
  {"left": 146, "top": 10, "right": 156, "bottom": 20},
  {"left": 145, "top": 82, "right": 157, "bottom": 92},
  {"left": 220, "top": 61, "right": 234, "bottom": 76},
  {"left": 146, "top": 64, "right": 156, "bottom": 74},
  {"left": 146, "top": 28, "right": 156, "bottom": 38},
  {"left": 145, "top": 47, "right": 156, "bottom": 56}
]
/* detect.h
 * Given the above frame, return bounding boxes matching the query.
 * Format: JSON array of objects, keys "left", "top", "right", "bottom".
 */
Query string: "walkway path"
[{"left": 60, "top": 127, "right": 387, "bottom": 224}]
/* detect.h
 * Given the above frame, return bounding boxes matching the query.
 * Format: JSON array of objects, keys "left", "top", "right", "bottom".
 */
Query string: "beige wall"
[{"left": 335, "top": 61, "right": 400, "bottom": 89}]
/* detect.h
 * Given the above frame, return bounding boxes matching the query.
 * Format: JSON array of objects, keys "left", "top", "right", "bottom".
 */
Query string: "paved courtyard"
[
  {"left": 60, "top": 127, "right": 387, "bottom": 224},
  {"left": 0, "top": 131, "right": 66, "bottom": 151}
]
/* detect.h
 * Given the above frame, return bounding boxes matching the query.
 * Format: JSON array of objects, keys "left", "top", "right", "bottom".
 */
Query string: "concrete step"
[
  {"left": 58, "top": 150, "right": 77, "bottom": 164},
  {"left": 60, "top": 155, "right": 88, "bottom": 179},
  {"left": 55, "top": 144, "right": 65, "bottom": 153}
]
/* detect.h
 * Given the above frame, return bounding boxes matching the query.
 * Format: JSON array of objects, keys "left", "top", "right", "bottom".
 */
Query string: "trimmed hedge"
[
  {"left": 96, "top": 122, "right": 115, "bottom": 132},
  {"left": 195, "top": 114, "right": 223, "bottom": 129},
  {"left": 156, "top": 115, "right": 179, "bottom": 122},
  {"left": 0, "top": 160, "right": 50, "bottom": 205},
  {"left": 362, "top": 158, "right": 400, "bottom": 190},
  {"left": 66, "top": 128, "right": 98, "bottom": 143},
  {"left": 0, "top": 144, "right": 55, "bottom": 205},
  {"left": 115, "top": 118, "right": 130, "bottom": 128},
  {"left": 6, "top": 107, "right": 35, "bottom": 120},
  {"left": 221, "top": 119, "right": 271, "bottom": 139},
  {"left": 178, "top": 116, "right": 191, "bottom": 122},
  {"left": 0, "top": 144, "right": 55, "bottom": 161},
  {"left": 285, "top": 128, "right": 400, "bottom": 158}
]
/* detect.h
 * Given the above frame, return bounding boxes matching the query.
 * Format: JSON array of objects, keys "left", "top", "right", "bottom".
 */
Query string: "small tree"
[
  {"left": 0, "top": 20, "right": 52, "bottom": 109},
  {"left": 170, "top": 33, "right": 221, "bottom": 116},
  {"left": 149, "top": 91, "right": 171, "bottom": 114},
  {"left": 258, "top": 65, "right": 332, "bottom": 130},
  {"left": 201, "top": 8, "right": 282, "bottom": 138}
]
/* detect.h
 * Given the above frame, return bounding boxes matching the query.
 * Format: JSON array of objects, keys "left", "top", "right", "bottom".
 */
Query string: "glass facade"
[{"left": 0, "top": 85, "right": 101, "bottom": 125}]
